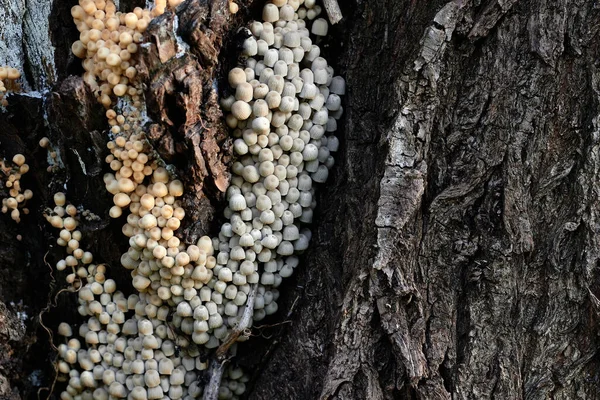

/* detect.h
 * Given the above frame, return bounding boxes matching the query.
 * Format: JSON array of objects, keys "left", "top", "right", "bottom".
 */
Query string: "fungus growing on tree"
[
  {"left": 1, "top": 154, "right": 32, "bottom": 223},
  {"left": 0, "top": 66, "right": 21, "bottom": 106},
  {"left": 47, "top": 0, "right": 344, "bottom": 398}
]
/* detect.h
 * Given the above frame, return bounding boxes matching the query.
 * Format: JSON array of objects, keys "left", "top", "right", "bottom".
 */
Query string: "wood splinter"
[
  {"left": 322, "top": 0, "right": 342, "bottom": 24},
  {"left": 202, "top": 284, "right": 257, "bottom": 400}
]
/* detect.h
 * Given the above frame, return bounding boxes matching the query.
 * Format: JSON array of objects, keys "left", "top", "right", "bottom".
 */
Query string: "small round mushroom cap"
[
  {"left": 274, "top": 60, "right": 288, "bottom": 77},
  {"left": 265, "top": 301, "right": 279, "bottom": 315},
  {"left": 256, "top": 194, "right": 273, "bottom": 211},
  {"left": 208, "top": 313, "right": 224, "bottom": 329},
  {"left": 312, "top": 165, "right": 330, "bottom": 183},
  {"left": 130, "top": 359, "right": 145, "bottom": 375},
  {"left": 250, "top": 21, "right": 264, "bottom": 36},
  {"left": 142, "top": 334, "right": 159, "bottom": 349},
  {"left": 7, "top": 68, "right": 20, "bottom": 80},
  {"left": 265, "top": 91, "right": 282, "bottom": 109},
  {"left": 229, "top": 193, "right": 247, "bottom": 211},
  {"left": 220, "top": 95, "right": 237, "bottom": 114},
  {"left": 279, "top": 264, "right": 294, "bottom": 278},
  {"left": 260, "top": 234, "right": 278, "bottom": 249},
  {"left": 176, "top": 301, "right": 193, "bottom": 317},
  {"left": 327, "top": 135, "right": 340, "bottom": 152},
  {"left": 282, "top": 225, "right": 300, "bottom": 241},
  {"left": 108, "top": 381, "right": 127, "bottom": 398},
  {"left": 242, "top": 165, "right": 260, "bottom": 183},
  {"left": 133, "top": 275, "right": 151, "bottom": 290},
  {"left": 197, "top": 236, "right": 215, "bottom": 255},
  {"left": 235, "top": 82, "right": 254, "bottom": 102},
  {"left": 267, "top": 75, "right": 285, "bottom": 93},
  {"left": 254, "top": 82, "right": 269, "bottom": 99},
  {"left": 147, "top": 385, "right": 164, "bottom": 400},
  {"left": 131, "top": 387, "right": 148, "bottom": 400},
  {"left": 228, "top": 68, "right": 247, "bottom": 88},
  {"left": 144, "top": 369, "right": 160, "bottom": 388},
  {"left": 326, "top": 93, "right": 342, "bottom": 111},
  {"left": 243, "top": 37, "right": 258, "bottom": 56},
  {"left": 138, "top": 319, "right": 154, "bottom": 336},
  {"left": 279, "top": 4, "right": 295, "bottom": 20},
  {"left": 58, "top": 322, "right": 73, "bottom": 337},
  {"left": 299, "top": 207, "right": 313, "bottom": 223},
  {"left": 158, "top": 358, "right": 174, "bottom": 375},
  {"left": 168, "top": 180, "right": 184, "bottom": 197},
  {"left": 297, "top": 174, "right": 313, "bottom": 191},
  {"left": 313, "top": 68, "right": 328, "bottom": 85},
  {"left": 170, "top": 368, "right": 185, "bottom": 385},
  {"left": 330, "top": 76, "right": 346, "bottom": 95},
  {"left": 264, "top": 49, "right": 279, "bottom": 67},
  {"left": 262, "top": 3, "right": 279, "bottom": 22},
  {"left": 302, "top": 143, "right": 319, "bottom": 161},
  {"left": 252, "top": 117, "right": 271, "bottom": 135},
  {"left": 299, "top": 83, "right": 318, "bottom": 99},
  {"left": 310, "top": 18, "right": 329, "bottom": 36},
  {"left": 277, "top": 240, "right": 295, "bottom": 255},
  {"left": 283, "top": 31, "right": 301, "bottom": 48},
  {"left": 12, "top": 154, "right": 25, "bottom": 167}
]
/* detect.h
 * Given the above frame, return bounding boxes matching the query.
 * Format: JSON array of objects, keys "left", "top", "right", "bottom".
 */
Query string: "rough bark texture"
[
  {"left": 249, "top": 1, "right": 600, "bottom": 399},
  {"left": 1, "top": 0, "right": 600, "bottom": 399}
]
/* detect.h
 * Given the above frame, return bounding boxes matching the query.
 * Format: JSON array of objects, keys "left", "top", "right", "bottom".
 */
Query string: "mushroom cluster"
[
  {"left": 44, "top": 192, "right": 96, "bottom": 286},
  {"left": 1, "top": 154, "right": 32, "bottom": 223},
  {"left": 101, "top": 103, "right": 258, "bottom": 351},
  {"left": 70, "top": 0, "right": 185, "bottom": 108},
  {"left": 216, "top": 0, "right": 344, "bottom": 322},
  {"left": 0, "top": 66, "right": 21, "bottom": 106},
  {"left": 47, "top": 192, "right": 249, "bottom": 400},
  {"left": 52, "top": 0, "right": 344, "bottom": 397}
]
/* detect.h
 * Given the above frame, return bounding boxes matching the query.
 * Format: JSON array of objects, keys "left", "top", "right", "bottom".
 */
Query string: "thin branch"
[
  {"left": 323, "top": 0, "right": 343, "bottom": 24},
  {"left": 202, "top": 358, "right": 226, "bottom": 400},
  {"left": 202, "top": 283, "right": 257, "bottom": 400},
  {"left": 216, "top": 283, "right": 257, "bottom": 358}
]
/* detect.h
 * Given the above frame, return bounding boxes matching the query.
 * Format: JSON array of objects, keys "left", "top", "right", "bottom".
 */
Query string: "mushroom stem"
[
  {"left": 203, "top": 284, "right": 257, "bottom": 400},
  {"left": 322, "top": 0, "right": 343, "bottom": 24}
]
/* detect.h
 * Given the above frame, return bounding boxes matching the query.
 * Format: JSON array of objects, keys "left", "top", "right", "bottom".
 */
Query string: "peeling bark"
[{"left": 137, "top": 0, "right": 239, "bottom": 242}]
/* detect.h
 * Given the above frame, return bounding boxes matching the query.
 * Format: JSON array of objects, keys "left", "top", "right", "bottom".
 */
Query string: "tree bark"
[{"left": 1, "top": 0, "right": 600, "bottom": 399}]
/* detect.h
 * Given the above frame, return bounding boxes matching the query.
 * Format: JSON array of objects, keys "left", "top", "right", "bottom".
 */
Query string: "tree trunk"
[{"left": 1, "top": 0, "right": 600, "bottom": 399}]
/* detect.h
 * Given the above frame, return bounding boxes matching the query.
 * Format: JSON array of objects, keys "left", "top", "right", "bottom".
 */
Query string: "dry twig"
[
  {"left": 202, "top": 284, "right": 257, "bottom": 400},
  {"left": 323, "top": 0, "right": 342, "bottom": 24}
]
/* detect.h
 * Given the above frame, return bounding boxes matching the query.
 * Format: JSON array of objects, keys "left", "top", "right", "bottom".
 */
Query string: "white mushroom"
[
  {"left": 262, "top": 3, "right": 279, "bottom": 23},
  {"left": 311, "top": 18, "right": 328, "bottom": 36}
]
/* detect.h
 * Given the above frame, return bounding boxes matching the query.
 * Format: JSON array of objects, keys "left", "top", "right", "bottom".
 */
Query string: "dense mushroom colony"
[
  {"left": 1, "top": 154, "right": 32, "bottom": 223},
  {"left": 46, "top": 192, "right": 249, "bottom": 400},
  {"left": 216, "top": 0, "right": 345, "bottom": 325},
  {"left": 0, "top": 66, "right": 20, "bottom": 106},
  {"left": 70, "top": 0, "right": 185, "bottom": 107},
  {"left": 47, "top": 0, "right": 345, "bottom": 398}
]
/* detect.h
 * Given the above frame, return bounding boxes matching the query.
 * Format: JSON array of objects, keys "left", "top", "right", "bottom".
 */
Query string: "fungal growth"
[
  {"left": 0, "top": 66, "right": 21, "bottom": 106},
  {"left": 70, "top": 0, "right": 184, "bottom": 107},
  {"left": 1, "top": 154, "right": 32, "bottom": 223},
  {"left": 216, "top": 1, "right": 345, "bottom": 326},
  {"left": 38, "top": 137, "right": 64, "bottom": 173},
  {"left": 46, "top": 192, "right": 249, "bottom": 399},
  {"left": 48, "top": 0, "right": 344, "bottom": 398}
]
